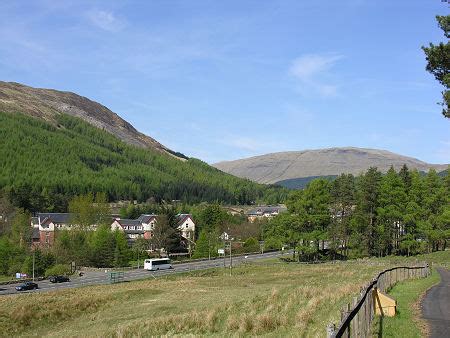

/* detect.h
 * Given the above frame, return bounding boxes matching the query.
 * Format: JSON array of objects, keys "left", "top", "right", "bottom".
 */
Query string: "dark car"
[
  {"left": 49, "top": 275, "right": 70, "bottom": 283},
  {"left": 15, "top": 282, "right": 38, "bottom": 291}
]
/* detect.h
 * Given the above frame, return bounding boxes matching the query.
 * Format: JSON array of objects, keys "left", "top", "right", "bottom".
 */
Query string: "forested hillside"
[{"left": 0, "top": 112, "right": 286, "bottom": 211}]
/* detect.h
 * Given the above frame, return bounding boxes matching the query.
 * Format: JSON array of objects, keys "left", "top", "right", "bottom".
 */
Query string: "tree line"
[{"left": 264, "top": 166, "right": 449, "bottom": 261}]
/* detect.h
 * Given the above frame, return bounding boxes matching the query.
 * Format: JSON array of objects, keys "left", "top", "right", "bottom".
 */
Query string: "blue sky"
[{"left": 0, "top": 0, "right": 449, "bottom": 164}]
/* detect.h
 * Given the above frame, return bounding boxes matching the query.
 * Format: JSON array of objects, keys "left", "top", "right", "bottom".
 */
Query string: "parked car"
[
  {"left": 49, "top": 275, "right": 70, "bottom": 283},
  {"left": 15, "top": 282, "right": 38, "bottom": 291}
]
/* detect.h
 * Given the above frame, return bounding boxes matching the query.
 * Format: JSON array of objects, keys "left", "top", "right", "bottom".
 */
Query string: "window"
[
  {"left": 152, "top": 259, "right": 171, "bottom": 266},
  {"left": 130, "top": 226, "right": 135, "bottom": 230},
  {"left": 137, "top": 226, "right": 142, "bottom": 230}
]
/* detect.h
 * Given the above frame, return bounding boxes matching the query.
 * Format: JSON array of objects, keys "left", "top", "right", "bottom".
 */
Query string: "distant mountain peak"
[
  {"left": 213, "top": 147, "right": 448, "bottom": 185},
  {"left": 0, "top": 81, "right": 187, "bottom": 160}
]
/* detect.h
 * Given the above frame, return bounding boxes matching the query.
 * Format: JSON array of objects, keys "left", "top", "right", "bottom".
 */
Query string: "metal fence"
[{"left": 327, "top": 264, "right": 431, "bottom": 338}]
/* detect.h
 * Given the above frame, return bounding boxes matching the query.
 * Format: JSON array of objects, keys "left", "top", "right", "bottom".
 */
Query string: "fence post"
[
  {"left": 326, "top": 323, "right": 335, "bottom": 338},
  {"left": 353, "top": 296, "right": 359, "bottom": 338},
  {"left": 346, "top": 303, "right": 351, "bottom": 338}
]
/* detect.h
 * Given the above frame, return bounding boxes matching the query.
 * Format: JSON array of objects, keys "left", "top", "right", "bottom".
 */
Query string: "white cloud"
[
  {"left": 289, "top": 53, "right": 343, "bottom": 97},
  {"left": 87, "top": 10, "right": 125, "bottom": 32},
  {"left": 290, "top": 54, "right": 342, "bottom": 81}
]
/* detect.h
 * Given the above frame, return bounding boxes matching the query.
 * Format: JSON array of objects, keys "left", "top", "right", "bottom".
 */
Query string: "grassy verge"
[{"left": 372, "top": 269, "right": 441, "bottom": 338}]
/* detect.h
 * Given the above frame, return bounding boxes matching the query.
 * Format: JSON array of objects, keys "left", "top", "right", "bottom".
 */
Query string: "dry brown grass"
[{"left": 2, "top": 253, "right": 445, "bottom": 337}]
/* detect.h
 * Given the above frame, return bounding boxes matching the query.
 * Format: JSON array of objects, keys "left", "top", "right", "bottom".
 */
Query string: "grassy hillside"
[
  {"left": 0, "top": 112, "right": 285, "bottom": 210},
  {"left": 0, "top": 252, "right": 446, "bottom": 337}
]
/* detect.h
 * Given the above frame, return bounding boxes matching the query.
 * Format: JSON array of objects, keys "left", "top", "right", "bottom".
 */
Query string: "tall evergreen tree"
[
  {"left": 354, "top": 167, "right": 382, "bottom": 256},
  {"left": 377, "top": 167, "right": 407, "bottom": 255},
  {"left": 330, "top": 174, "right": 356, "bottom": 257}
]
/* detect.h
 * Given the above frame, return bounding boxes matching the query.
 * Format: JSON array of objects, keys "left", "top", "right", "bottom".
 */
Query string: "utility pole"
[
  {"left": 223, "top": 238, "right": 226, "bottom": 268},
  {"left": 32, "top": 250, "right": 35, "bottom": 282},
  {"left": 208, "top": 232, "right": 211, "bottom": 260},
  {"left": 229, "top": 239, "right": 232, "bottom": 276}
]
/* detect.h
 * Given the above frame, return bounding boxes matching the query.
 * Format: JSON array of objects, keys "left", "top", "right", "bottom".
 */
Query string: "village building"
[
  {"left": 31, "top": 213, "right": 74, "bottom": 247},
  {"left": 111, "top": 213, "right": 196, "bottom": 252},
  {"left": 29, "top": 211, "right": 196, "bottom": 252},
  {"left": 110, "top": 214, "right": 157, "bottom": 242},
  {"left": 246, "top": 205, "right": 287, "bottom": 223}
]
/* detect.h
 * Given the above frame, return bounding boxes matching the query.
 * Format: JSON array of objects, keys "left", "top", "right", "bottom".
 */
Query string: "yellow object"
[{"left": 374, "top": 288, "right": 396, "bottom": 317}]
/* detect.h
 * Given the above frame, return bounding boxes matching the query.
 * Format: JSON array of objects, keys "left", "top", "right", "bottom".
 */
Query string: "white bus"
[{"left": 144, "top": 258, "right": 173, "bottom": 271}]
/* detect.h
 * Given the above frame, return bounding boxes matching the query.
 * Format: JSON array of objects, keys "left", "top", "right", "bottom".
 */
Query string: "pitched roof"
[
  {"left": 37, "top": 213, "right": 72, "bottom": 224},
  {"left": 116, "top": 219, "right": 141, "bottom": 227},
  {"left": 137, "top": 214, "right": 157, "bottom": 223},
  {"left": 176, "top": 214, "right": 193, "bottom": 226},
  {"left": 246, "top": 206, "right": 287, "bottom": 216}
]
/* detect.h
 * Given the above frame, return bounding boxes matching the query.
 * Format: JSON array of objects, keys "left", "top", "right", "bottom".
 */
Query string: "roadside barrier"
[{"left": 326, "top": 264, "right": 431, "bottom": 338}]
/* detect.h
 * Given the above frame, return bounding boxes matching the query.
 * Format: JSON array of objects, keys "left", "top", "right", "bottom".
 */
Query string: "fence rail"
[{"left": 327, "top": 264, "right": 431, "bottom": 338}]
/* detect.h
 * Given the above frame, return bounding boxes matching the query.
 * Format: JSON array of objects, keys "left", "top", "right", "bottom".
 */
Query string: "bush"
[
  {"left": 45, "top": 264, "right": 71, "bottom": 277},
  {"left": 243, "top": 237, "right": 259, "bottom": 253},
  {"left": 264, "top": 237, "right": 283, "bottom": 250}
]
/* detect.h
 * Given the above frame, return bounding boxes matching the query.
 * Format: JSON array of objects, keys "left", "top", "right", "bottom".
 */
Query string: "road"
[
  {"left": 421, "top": 268, "right": 450, "bottom": 338},
  {"left": 0, "top": 250, "right": 286, "bottom": 296}
]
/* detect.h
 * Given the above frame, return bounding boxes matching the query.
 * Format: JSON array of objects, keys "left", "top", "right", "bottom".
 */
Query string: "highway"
[{"left": 0, "top": 250, "right": 286, "bottom": 296}]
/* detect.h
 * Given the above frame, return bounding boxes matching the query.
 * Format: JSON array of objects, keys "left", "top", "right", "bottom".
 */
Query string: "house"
[
  {"left": 246, "top": 205, "right": 287, "bottom": 223},
  {"left": 110, "top": 214, "right": 157, "bottom": 242},
  {"left": 138, "top": 214, "right": 158, "bottom": 239},
  {"left": 176, "top": 214, "right": 195, "bottom": 241},
  {"left": 176, "top": 214, "right": 195, "bottom": 252},
  {"left": 111, "top": 214, "right": 195, "bottom": 251},
  {"left": 31, "top": 213, "right": 73, "bottom": 247}
]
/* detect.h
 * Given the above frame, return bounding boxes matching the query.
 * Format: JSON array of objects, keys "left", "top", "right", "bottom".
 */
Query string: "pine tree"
[
  {"left": 330, "top": 174, "right": 355, "bottom": 257},
  {"left": 354, "top": 167, "right": 382, "bottom": 256},
  {"left": 377, "top": 167, "right": 407, "bottom": 255}
]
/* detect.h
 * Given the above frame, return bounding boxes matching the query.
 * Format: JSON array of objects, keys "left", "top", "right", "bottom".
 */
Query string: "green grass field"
[{"left": 0, "top": 252, "right": 447, "bottom": 337}]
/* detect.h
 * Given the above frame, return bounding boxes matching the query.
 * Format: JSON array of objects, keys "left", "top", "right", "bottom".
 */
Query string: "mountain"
[
  {"left": 0, "top": 81, "right": 186, "bottom": 160},
  {"left": 0, "top": 82, "right": 286, "bottom": 210},
  {"left": 213, "top": 147, "right": 448, "bottom": 188}
]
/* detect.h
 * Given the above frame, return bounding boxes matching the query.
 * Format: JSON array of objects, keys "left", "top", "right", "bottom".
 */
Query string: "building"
[
  {"left": 246, "top": 205, "right": 287, "bottom": 223},
  {"left": 111, "top": 214, "right": 196, "bottom": 251},
  {"left": 31, "top": 213, "right": 73, "bottom": 247},
  {"left": 176, "top": 214, "right": 195, "bottom": 253},
  {"left": 176, "top": 214, "right": 195, "bottom": 241},
  {"left": 110, "top": 214, "right": 157, "bottom": 242},
  {"left": 29, "top": 211, "right": 196, "bottom": 251}
]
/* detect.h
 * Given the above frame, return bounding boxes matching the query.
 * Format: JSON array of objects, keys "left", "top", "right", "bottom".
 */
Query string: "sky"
[{"left": 0, "top": 0, "right": 449, "bottom": 164}]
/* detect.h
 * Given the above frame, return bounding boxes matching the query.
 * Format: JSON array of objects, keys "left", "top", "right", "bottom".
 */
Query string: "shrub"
[
  {"left": 243, "top": 237, "right": 259, "bottom": 252},
  {"left": 45, "top": 264, "right": 71, "bottom": 277},
  {"left": 264, "top": 237, "right": 283, "bottom": 250}
]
